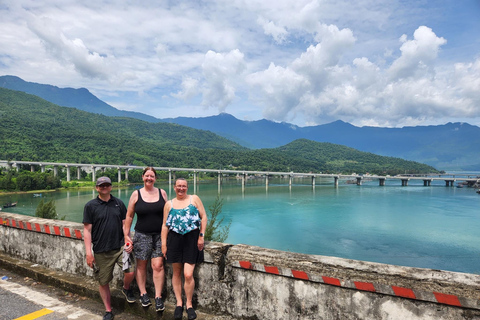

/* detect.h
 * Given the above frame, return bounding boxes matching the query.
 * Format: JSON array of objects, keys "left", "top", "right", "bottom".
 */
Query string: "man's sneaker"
[
  {"left": 122, "top": 287, "right": 135, "bottom": 303},
  {"left": 103, "top": 311, "right": 114, "bottom": 320},
  {"left": 155, "top": 297, "right": 165, "bottom": 312},
  {"left": 174, "top": 306, "right": 183, "bottom": 319},
  {"left": 140, "top": 293, "right": 151, "bottom": 307}
]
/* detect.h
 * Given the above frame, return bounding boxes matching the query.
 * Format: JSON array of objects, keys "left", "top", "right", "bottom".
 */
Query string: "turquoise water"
[{"left": 2, "top": 177, "right": 479, "bottom": 274}]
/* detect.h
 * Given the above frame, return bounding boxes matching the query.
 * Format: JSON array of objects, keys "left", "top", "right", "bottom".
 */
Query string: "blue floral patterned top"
[{"left": 166, "top": 196, "right": 201, "bottom": 235}]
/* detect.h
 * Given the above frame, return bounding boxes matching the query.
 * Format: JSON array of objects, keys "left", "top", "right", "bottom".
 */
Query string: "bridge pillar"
[
  {"left": 423, "top": 179, "right": 432, "bottom": 186},
  {"left": 30, "top": 165, "right": 35, "bottom": 172},
  {"left": 40, "top": 165, "right": 45, "bottom": 173},
  {"left": 289, "top": 175, "right": 293, "bottom": 186},
  {"left": 77, "top": 167, "right": 81, "bottom": 180},
  {"left": 53, "top": 166, "right": 58, "bottom": 177},
  {"left": 379, "top": 178, "right": 386, "bottom": 186},
  {"left": 66, "top": 165, "right": 71, "bottom": 181},
  {"left": 312, "top": 176, "right": 315, "bottom": 187},
  {"left": 193, "top": 171, "right": 197, "bottom": 191},
  {"left": 265, "top": 174, "right": 269, "bottom": 186},
  {"left": 168, "top": 170, "right": 172, "bottom": 186},
  {"left": 445, "top": 180, "right": 454, "bottom": 187},
  {"left": 117, "top": 167, "right": 121, "bottom": 183},
  {"left": 401, "top": 179, "right": 409, "bottom": 186},
  {"left": 334, "top": 176, "right": 339, "bottom": 187},
  {"left": 217, "top": 172, "right": 222, "bottom": 186},
  {"left": 92, "top": 166, "right": 96, "bottom": 182},
  {"left": 125, "top": 169, "right": 129, "bottom": 182},
  {"left": 242, "top": 173, "right": 247, "bottom": 188},
  {"left": 356, "top": 177, "right": 363, "bottom": 186}
]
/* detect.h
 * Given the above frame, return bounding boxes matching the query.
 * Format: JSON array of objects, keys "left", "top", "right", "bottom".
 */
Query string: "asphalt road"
[{"left": 0, "top": 267, "right": 145, "bottom": 320}]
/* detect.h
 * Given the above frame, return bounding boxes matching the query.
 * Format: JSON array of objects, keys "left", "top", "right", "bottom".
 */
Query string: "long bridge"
[{"left": 1, "top": 160, "right": 479, "bottom": 188}]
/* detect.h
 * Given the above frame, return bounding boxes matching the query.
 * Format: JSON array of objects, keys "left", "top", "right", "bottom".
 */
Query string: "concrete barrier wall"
[{"left": 1, "top": 211, "right": 480, "bottom": 320}]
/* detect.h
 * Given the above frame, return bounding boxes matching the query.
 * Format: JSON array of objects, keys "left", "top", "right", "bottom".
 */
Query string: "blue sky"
[{"left": 0, "top": 0, "right": 479, "bottom": 127}]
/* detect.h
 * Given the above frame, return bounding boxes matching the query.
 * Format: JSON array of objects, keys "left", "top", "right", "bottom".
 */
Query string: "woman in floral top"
[{"left": 162, "top": 178, "right": 207, "bottom": 320}]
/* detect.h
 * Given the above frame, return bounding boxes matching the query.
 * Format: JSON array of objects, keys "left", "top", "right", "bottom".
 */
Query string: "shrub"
[{"left": 205, "top": 195, "right": 231, "bottom": 243}]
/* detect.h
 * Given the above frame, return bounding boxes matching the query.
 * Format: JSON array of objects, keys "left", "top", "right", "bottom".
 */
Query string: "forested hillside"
[{"left": 0, "top": 88, "right": 438, "bottom": 174}]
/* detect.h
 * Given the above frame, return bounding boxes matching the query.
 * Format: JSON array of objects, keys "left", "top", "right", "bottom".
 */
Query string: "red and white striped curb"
[
  {"left": 1, "top": 217, "right": 83, "bottom": 240},
  {"left": 233, "top": 260, "right": 480, "bottom": 310}
]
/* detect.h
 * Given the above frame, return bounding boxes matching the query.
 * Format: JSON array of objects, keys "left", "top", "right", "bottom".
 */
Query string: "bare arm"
[
  {"left": 193, "top": 195, "right": 207, "bottom": 251},
  {"left": 83, "top": 223, "right": 95, "bottom": 268},
  {"left": 161, "top": 200, "right": 171, "bottom": 259},
  {"left": 160, "top": 188, "right": 168, "bottom": 202},
  {"left": 123, "top": 191, "right": 138, "bottom": 253}
]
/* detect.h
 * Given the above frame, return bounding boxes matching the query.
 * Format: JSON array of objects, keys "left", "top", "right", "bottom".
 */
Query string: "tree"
[
  {"left": 205, "top": 195, "right": 231, "bottom": 243},
  {"left": 35, "top": 199, "right": 65, "bottom": 220}
]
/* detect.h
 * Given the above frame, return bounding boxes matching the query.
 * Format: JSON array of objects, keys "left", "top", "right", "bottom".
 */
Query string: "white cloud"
[
  {"left": 201, "top": 49, "right": 246, "bottom": 112},
  {"left": 0, "top": 0, "right": 479, "bottom": 127},
  {"left": 388, "top": 26, "right": 447, "bottom": 81}
]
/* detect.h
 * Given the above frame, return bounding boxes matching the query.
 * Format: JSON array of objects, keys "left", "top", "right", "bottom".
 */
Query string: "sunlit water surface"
[{"left": 2, "top": 177, "right": 479, "bottom": 274}]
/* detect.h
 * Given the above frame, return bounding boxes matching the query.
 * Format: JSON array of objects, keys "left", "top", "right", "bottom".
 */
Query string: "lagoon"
[{"left": 2, "top": 177, "right": 479, "bottom": 274}]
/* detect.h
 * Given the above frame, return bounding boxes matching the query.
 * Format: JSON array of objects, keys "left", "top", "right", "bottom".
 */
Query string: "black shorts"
[{"left": 166, "top": 228, "right": 204, "bottom": 264}]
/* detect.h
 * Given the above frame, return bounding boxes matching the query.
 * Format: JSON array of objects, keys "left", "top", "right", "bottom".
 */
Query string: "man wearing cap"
[{"left": 83, "top": 176, "right": 135, "bottom": 320}]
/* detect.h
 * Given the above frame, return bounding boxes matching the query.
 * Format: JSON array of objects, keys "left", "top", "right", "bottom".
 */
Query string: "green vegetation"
[
  {"left": 0, "top": 87, "right": 438, "bottom": 193},
  {"left": 205, "top": 195, "right": 231, "bottom": 242},
  {"left": 35, "top": 199, "right": 65, "bottom": 220},
  {"left": 0, "top": 169, "right": 61, "bottom": 192}
]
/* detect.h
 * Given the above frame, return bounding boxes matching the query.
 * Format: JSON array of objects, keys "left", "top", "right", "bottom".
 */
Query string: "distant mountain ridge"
[
  {"left": 0, "top": 75, "right": 160, "bottom": 122},
  {"left": 2, "top": 75, "right": 479, "bottom": 170},
  {"left": 163, "top": 114, "right": 480, "bottom": 171}
]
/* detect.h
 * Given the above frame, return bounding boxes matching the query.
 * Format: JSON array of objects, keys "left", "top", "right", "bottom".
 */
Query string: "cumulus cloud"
[
  {"left": 388, "top": 26, "right": 447, "bottom": 81},
  {"left": 201, "top": 49, "right": 246, "bottom": 112},
  {"left": 0, "top": 0, "right": 479, "bottom": 127},
  {"left": 27, "top": 15, "right": 111, "bottom": 80},
  {"left": 171, "top": 77, "right": 199, "bottom": 101}
]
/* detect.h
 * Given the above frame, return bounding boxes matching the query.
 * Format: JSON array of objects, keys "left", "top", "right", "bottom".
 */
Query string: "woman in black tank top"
[{"left": 123, "top": 167, "right": 168, "bottom": 311}]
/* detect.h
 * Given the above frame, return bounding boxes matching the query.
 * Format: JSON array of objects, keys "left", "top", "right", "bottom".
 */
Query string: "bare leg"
[
  {"left": 136, "top": 259, "right": 148, "bottom": 294},
  {"left": 172, "top": 263, "right": 184, "bottom": 306},
  {"left": 151, "top": 257, "right": 165, "bottom": 298},
  {"left": 184, "top": 263, "right": 196, "bottom": 309},
  {"left": 123, "top": 271, "right": 135, "bottom": 290},
  {"left": 99, "top": 283, "right": 112, "bottom": 312}
]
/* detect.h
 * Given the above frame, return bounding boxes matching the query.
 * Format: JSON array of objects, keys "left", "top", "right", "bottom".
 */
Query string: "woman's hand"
[
  {"left": 162, "top": 244, "right": 167, "bottom": 260},
  {"left": 197, "top": 236, "right": 204, "bottom": 251},
  {"left": 124, "top": 236, "right": 133, "bottom": 253}
]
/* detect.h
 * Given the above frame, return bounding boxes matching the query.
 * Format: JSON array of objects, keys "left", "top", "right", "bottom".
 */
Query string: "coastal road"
[{"left": 0, "top": 267, "right": 144, "bottom": 320}]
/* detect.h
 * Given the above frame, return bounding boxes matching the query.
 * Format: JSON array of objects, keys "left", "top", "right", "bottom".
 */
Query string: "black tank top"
[{"left": 134, "top": 188, "right": 165, "bottom": 234}]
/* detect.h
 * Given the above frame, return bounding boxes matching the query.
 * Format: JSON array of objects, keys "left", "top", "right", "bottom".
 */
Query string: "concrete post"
[
  {"left": 117, "top": 167, "right": 121, "bottom": 183},
  {"left": 312, "top": 176, "right": 315, "bottom": 187},
  {"left": 402, "top": 179, "right": 409, "bottom": 186},
  {"left": 334, "top": 176, "right": 339, "bottom": 187},
  {"left": 40, "top": 165, "right": 45, "bottom": 173},
  {"left": 125, "top": 169, "right": 129, "bottom": 182},
  {"left": 53, "top": 166, "right": 58, "bottom": 177},
  {"left": 92, "top": 166, "right": 96, "bottom": 182},
  {"left": 193, "top": 171, "right": 197, "bottom": 192},
  {"left": 77, "top": 167, "right": 81, "bottom": 180},
  {"left": 356, "top": 177, "right": 363, "bottom": 186},
  {"left": 30, "top": 165, "right": 35, "bottom": 172},
  {"left": 289, "top": 175, "right": 293, "bottom": 186},
  {"left": 379, "top": 178, "right": 385, "bottom": 186},
  {"left": 66, "top": 166, "right": 70, "bottom": 181}
]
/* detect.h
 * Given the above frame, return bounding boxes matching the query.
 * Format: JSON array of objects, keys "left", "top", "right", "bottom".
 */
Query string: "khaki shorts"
[{"left": 94, "top": 247, "right": 135, "bottom": 286}]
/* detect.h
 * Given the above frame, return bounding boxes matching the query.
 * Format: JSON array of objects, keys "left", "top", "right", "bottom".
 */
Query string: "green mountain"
[{"left": 0, "top": 87, "right": 437, "bottom": 174}]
